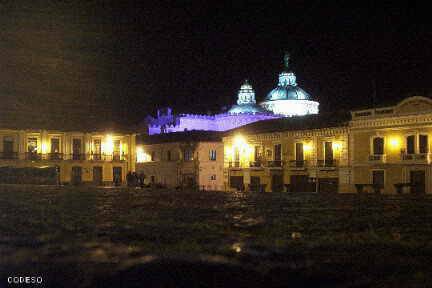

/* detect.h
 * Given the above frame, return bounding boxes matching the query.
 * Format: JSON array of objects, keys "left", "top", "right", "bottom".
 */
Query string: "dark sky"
[{"left": 1, "top": 1, "right": 431, "bottom": 127}]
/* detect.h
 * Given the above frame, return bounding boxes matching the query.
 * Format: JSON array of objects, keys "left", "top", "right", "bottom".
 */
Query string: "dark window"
[
  {"left": 372, "top": 137, "right": 384, "bottom": 155},
  {"left": 73, "top": 139, "right": 82, "bottom": 160},
  {"left": 51, "top": 138, "right": 60, "bottom": 153},
  {"left": 419, "top": 135, "right": 428, "bottom": 154},
  {"left": 372, "top": 170, "right": 384, "bottom": 188},
  {"left": 151, "top": 151, "right": 156, "bottom": 161},
  {"left": 210, "top": 174, "right": 216, "bottom": 180},
  {"left": 93, "top": 139, "right": 101, "bottom": 160},
  {"left": 274, "top": 144, "right": 282, "bottom": 161},
  {"left": 167, "top": 150, "right": 171, "bottom": 161},
  {"left": 406, "top": 135, "right": 415, "bottom": 154},
  {"left": 3, "top": 137, "right": 14, "bottom": 153},
  {"left": 254, "top": 146, "right": 261, "bottom": 161},
  {"left": 112, "top": 140, "right": 121, "bottom": 161},
  {"left": 295, "top": 143, "right": 304, "bottom": 161},
  {"left": 184, "top": 149, "right": 193, "bottom": 161},
  {"left": 324, "top": 141, "right": 333, "bottom": 161},
  {"left": 209, "top": 149, "right": 217, "bottom": 161}
]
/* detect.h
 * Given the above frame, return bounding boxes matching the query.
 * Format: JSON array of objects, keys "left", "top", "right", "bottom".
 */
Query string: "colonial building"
[
  {"left": 0, "top": 128, "right": 136, "bottom": 185},
  {"left": 223, "top": 96, "right": 432, "bottom": 194},
  {"left": 136, "top": 131, "right": 224, "bottom": 190},
  {"left": 223, "top": 112, "right": 350, "bottom": 193},
  {"left": 350, "top": 96, "right": 432, "bottom": 194},
  {"left": 146, "top": 54, "right": 319, "bottom": 135}
]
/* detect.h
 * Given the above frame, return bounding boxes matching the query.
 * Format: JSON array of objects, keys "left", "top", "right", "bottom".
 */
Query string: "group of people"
[{"left": 126, "top": 171, "right": 146, "bottom": 188}]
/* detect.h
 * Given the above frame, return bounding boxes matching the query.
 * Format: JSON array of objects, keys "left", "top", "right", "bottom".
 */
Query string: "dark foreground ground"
[{"left": 1, "top": 185, "right": 432, "bottom": 287}]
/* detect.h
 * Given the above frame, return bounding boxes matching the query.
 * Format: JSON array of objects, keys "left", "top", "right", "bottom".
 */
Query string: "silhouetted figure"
[{"left": 138, "top": 173, "right": 145, "bottom": 188}]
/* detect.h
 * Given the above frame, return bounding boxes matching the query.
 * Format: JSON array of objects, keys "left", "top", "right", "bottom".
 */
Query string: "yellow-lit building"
[
  {"left": 0, "top": 129, "right": 136, "bottom": 185},
  {"left": 223, "top": 112, "right": 350, "bottom": 193},
  {"left": 136, "top": 131, "right": 224, "bottom": 190},
  {"left": 350, "top": 96, "right": 432, "bottom": 194},
  {"left": 223, "top": 96, "right": 432, "bottom": 194}
]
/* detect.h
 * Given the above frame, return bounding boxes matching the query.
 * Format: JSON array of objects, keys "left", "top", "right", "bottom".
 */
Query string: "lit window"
[{"left": 27, "top": 137, "right": 38, "bottom": 153}]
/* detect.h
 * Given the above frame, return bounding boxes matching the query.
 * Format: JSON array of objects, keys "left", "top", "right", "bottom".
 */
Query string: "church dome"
[
  {"left": 260, "top": 53, "right": 319, "bottom": 117},
  {"left": 267, "top": 85, "right": 311, "bottom": 101},
  {"left": 228, "top": 80, "right": 268, "bottom": 114},
  {"left": 265, "top": 55, "right": 311, "bottom": 101}
]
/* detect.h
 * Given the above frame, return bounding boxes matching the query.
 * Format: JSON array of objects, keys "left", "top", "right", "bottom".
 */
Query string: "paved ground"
[{"left": 1, "top": 184, "right": 432, "bottom": 287}]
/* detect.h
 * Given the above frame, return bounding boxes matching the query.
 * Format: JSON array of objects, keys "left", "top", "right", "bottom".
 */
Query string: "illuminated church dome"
[
  {"left": 228, "top": 80, "right": 267, "bottom": 114},
  {"left": 260, "top": 53, "right": 319, "bottom": 116}
]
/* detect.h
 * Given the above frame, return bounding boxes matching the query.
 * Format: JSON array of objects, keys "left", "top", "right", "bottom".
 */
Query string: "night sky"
[{"left": 1, "top": 1, "right": 431, "bottom": 127}]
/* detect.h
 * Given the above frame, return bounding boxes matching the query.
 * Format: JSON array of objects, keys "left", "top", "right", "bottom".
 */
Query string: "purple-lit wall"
[{"left": 148, "top": 113, "right": 280, "bottom": 135}]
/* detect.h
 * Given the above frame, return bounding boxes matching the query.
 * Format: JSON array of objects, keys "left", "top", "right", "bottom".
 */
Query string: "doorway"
[
  {"left": 113, "top": 167, "right": 122, "bottom": 185},
  {"left": 410, "top": 170, "right": 425, "bottom": 194},
  {"left": 318, "top": 178, "right": 338, "bottom": 193},
  {"left": 71, "top": 166, "right": 82, "bottom": 185},
  {"left": 93, "top": 166, "right": 103, "bottom": 186}
]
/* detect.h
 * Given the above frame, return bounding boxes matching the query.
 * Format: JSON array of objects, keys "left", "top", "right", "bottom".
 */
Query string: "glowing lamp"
[
  {"left": 303, "top": 143, "right": 313, "bottom": 152},
  {"left": 390, "top": 137, "right": 400, "bottom": 149},
  {"left": 41, "top": 142, "right": 48, "bottom": 154},
  {"left": 233, "top": 135, "right": 247, "bottom": 147},
  {"left": 104, "top": 135, "right": 114, "bottom": 154},
  {"left": 136, "top": 146, "right": 147, "bottom": 163},
  {"left": 332, "top": 142, "right": 342, "bottom": 151}
]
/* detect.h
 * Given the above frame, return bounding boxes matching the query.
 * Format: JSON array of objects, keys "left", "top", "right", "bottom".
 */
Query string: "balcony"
[
  {"left": 47, "top": 153, "right": 64, "bottom": 161},
  {"left": 316, "top": 159, "right": 338, "bottom": 170},
  {"left": 401, "top": 153, "right": 430, "bottom": 163},
  {"left": 289, "top": 160, "right": 307, "bottom": 169},
  {"left": 71, "top": 153, "right": 87, "bottom": 161},
  {"left": 0, "top": 152, "right": 18, "bottom": 160},
  {"left": 249, "top": 161, "right": 263, "bottom": 168},
  {"left": 368, "top": 154, "right": 386, "bottom": 162},
  {"left": 266, "top": 160, "right": 283, "bottom": 168},
  {"left": 90, "top": 153, "right": 127, "bottom": 162},
  {"left": 25, "top": 152, "right": 42, "bottom": 161},
  {"left": 228, "top": 161, "right": 240, "bottom": 168}
]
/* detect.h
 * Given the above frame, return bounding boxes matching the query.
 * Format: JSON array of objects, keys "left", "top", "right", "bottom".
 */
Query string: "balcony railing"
[
  {"left": 289, "top": 160, "right": 307, "bottom": 168},
  {"left": 228, "top": 161, "right": 240, "bottom": 168},
  {"left": 72, "top": 153, "right": 87, "bottom": 160},
  {"left": 368, "top": 154, "right": 386, "bottom": 162},
  {"left": 0, "top": 152, "right": 19, "bottom": 160},
  {"left": 25, "top": 152, "right": 42, "bottom": 161},
  {"left": 266, "top": 160, "right": 283, "bottom": 168},
  {"left": 316, "top": 159, "right": 338, "bottom": 167},
  {"left": 2, "top": 153, "right": 127, "bottom": 162},
  {"left": 401, "top": 153, "right": 430, "bottom": 162},
  {"left": 47, "top": 153, "right": 64, "bottom": 161},
  {"left": 249, "top": 161, "right": 263, "bottom": 168}
]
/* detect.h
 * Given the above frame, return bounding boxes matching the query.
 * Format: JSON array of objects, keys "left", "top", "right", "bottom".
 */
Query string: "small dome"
[{"left": 228, "top": 80, "right": 269, "bottom": 114}]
